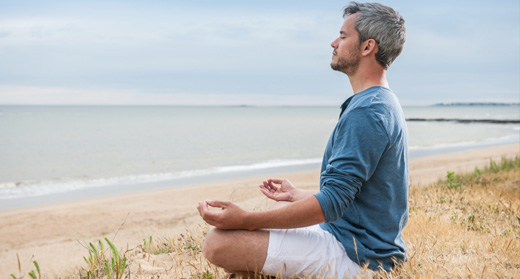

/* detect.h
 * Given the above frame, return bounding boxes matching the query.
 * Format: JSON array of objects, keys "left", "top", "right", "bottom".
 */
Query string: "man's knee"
[
  {"left": 203, "top": 228, "right": 228, "bottom": 266},
  {"left": 203, "top": 227, "right": 269, "bottom": 273}
]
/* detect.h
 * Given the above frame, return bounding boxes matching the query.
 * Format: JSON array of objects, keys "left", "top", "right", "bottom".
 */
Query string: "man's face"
[{"left": 330, "top": 14, "right": 361, "bottom": 76}]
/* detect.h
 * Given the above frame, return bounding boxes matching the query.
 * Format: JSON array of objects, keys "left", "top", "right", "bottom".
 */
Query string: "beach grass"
[
  {"left": 11, "top": 157, "right": 520, "bottom": 278},
  {"left": 389, "top": 156, "right": 520, "bottom": 278}
]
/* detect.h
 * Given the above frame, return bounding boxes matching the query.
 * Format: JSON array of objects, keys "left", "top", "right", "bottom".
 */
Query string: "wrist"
[
  {"left": 243, "top": 211, "right": 258, "bottom": 231},
  {"left": 291, "top": 189, "right": 318, "bottom": 202},
  {"left": 289, "top": 189, "right": 304, "bottom": 202}
]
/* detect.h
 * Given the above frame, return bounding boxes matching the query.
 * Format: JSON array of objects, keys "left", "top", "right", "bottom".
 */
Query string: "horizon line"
[{"left": 1, "top": 102, "right": 519, "bottom": 107}]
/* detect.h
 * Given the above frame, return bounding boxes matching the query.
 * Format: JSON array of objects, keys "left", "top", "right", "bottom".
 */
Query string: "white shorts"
[{"left": 262, "top": 224, "right": 364, "bottom": 279}]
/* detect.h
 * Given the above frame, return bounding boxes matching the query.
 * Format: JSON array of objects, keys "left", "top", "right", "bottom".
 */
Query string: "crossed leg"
[
  {"left": 203, "top": 201, "right": 297, "bottom": 277},
  {"left": 203, "top": 228, "right": 269, "bottom": 277},
  {"left": 202, "top": 202, "right": 292, "bottom": 277}
]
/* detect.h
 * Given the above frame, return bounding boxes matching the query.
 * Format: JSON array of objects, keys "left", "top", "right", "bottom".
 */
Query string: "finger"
[
  {"left": 263, "top": 180, "right": 273, "bottom": 189},
  {"left": 269, "top": 178, "right": 285, "bottom": 184},
  {"left": 198, "top": 202, "right": 220, "bottom": 224},
  {"left": 202, "top": 208, "right": 219, "bottom": 220},
  {"left": 260, "top": 185, "right": 272, "bottom": 192},
  {"left": 268, "top": 178, "right": 283, "bottom": 188},
  {"left": 206, "top": 200, "right": 229, "bottom": 208},
  {"left": 197, "top": 201, "right": 209, "bottom": 215},
  {"left": 198, "top": 201, "right": 208, "bottom": 220},
  {"left": 259, "top": 185, "right": 272, "bottom": 194},
  {"left": 260, "top": 188, "right": 274, "bottom": 199},
  {"left": 268, "top": 184, "right": 279, "bottom": 192}
]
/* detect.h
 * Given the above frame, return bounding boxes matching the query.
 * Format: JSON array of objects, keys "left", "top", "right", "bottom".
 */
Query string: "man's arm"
[{"left": 197, "top": 195, "right": 325, "bottom": 230}]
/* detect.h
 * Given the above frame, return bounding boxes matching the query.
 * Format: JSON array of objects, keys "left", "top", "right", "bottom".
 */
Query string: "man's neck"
[{"left": 348, "top": 65, "right": 389, "bottom": 94}]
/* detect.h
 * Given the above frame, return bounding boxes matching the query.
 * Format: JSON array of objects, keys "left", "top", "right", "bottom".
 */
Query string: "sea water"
[{"left": 0, "top": 105, "right": 518, "bottom": 207}]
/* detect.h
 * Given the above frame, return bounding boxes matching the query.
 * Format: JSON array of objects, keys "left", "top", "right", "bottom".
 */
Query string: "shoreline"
[
  {"left": 1, "top": 140, "right": 518, "bottom": 212},
  {"left": 0, "top": 143, "right": 518, "bottom": 277}
]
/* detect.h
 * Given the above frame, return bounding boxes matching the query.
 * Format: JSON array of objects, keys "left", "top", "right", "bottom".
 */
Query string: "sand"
[{"left": 0, "top": 143, "right": 518, "bottom": 277}]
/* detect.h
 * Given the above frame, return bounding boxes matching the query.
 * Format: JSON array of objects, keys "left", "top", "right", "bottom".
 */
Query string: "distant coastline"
[
  {"left": 2, "top": 102, "right": 519, "bottom": 108},
  {"left": 433, "top": 102, "right": 520, "bottom": 106},
  {"left": 406, "top": 118, "right": 520, "bottom": 124}
]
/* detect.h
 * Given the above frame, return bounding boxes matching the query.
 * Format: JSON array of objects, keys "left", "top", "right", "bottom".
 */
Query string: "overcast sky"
[{"left": 0, "top": 0, "right": 518, "bottom": 106}]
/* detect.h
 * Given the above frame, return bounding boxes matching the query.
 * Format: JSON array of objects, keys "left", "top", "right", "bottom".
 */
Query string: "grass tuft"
[
  {"left": 10, "top": 259, "right": 41, "bottom": 279},
  {"left": 77, "top": 238, "right": 128, "bottom": 279}
]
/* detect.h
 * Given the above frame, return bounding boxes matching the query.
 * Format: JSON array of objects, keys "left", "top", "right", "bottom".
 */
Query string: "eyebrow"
[{"left": 340, "top": 31, "right": 347, "bottom": 36}]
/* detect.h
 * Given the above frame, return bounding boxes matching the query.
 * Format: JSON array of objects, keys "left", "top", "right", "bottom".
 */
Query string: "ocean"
[{"left": 0, "top": 105, "right": 518, "bottom": 209}]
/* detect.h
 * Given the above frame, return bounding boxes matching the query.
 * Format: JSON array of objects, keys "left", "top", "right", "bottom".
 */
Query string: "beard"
[{"left": 330, "top": 48, "right": 361, "bottom": 76}]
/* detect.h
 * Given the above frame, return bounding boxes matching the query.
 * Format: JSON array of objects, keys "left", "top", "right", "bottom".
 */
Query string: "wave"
[
  {"left": 406, "top": 118, "right": 520, "bottom": 124},
  {"left": 215, "top": 158, "right": 322, "bottom": 172},
  {"left": 0, "top": 158, "right": 322, "bottom": 200},
  {"left": 408, "top": 133, "right": 519, "bottom": 150}
]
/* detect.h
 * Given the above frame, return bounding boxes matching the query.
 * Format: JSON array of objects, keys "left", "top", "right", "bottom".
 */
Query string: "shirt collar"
[
  {"left": 338, "top": 86, "right": 390, "bottom": 118},
  {"left": 339, "top": 94, "right": 355, "bottom": 118}
]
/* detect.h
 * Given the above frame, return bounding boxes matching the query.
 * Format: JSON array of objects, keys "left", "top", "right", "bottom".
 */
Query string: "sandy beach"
[{"left": 0, "top": 143, "right": 518, "bottom": 277}]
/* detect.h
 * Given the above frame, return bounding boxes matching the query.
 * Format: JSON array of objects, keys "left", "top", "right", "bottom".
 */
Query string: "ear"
[{"left": 360, "top": 39, "right": 378, "bottom": 57}]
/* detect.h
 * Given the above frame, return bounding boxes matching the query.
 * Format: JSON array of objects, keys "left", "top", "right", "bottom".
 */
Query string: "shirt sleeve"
[{"left": 314, "top": 106, "right": 389, "bottom": 222}]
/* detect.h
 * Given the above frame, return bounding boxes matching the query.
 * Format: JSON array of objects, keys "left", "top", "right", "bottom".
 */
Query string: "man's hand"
[
  {"left": 197, "top": 200, "right": 251, "bottom": 230},
  {"left": 259, "top": 178, "right": 298, "bottom": 202}
]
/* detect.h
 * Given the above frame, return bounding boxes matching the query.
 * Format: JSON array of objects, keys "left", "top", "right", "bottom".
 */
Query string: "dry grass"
[
  {"left": 22, "top": 157, "right": 520, "bottom": 279},
  {"left": 392, "top": 157, "right": 520, "bottom": 279}
]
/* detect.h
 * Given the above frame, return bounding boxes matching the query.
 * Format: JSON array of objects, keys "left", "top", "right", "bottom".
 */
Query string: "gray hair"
[{"left": 344, "top": 2, "right": 406, "bottom": 68}]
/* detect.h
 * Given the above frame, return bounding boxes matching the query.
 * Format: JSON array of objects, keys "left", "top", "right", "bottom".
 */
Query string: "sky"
[{"left": 0, "top": 0, "right": 518, "bottom": 106}]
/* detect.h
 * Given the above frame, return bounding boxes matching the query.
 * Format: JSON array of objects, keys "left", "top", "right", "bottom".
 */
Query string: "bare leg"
[
  {"left": 203, "top": 202, "right": 293, "bottom": 276},
  {"left": 203, "top": 228, "right": 269, "bottom": 275}
]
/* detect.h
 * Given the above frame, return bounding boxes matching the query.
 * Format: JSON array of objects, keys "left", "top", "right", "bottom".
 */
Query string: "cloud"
[
  {"left": 0, "top": 10, "right": 341, "bottom": 87},
  {"left": 0, "top": 0, "right": 518, "bottom": 105}
]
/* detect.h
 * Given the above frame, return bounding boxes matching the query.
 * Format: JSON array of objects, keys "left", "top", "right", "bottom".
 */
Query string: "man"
[{"left": 197, "top": 2, "right": 408, "bottom": 278}]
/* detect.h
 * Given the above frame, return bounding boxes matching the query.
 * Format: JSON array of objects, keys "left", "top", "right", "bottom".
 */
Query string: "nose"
[{"left": 331, "top": 38, "right": 339, "bottom": 49}]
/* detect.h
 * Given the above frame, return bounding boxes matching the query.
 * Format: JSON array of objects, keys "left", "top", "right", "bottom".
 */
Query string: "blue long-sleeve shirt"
[{"left": 314, "top": 86, "right": 409, "bottom": 271}]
